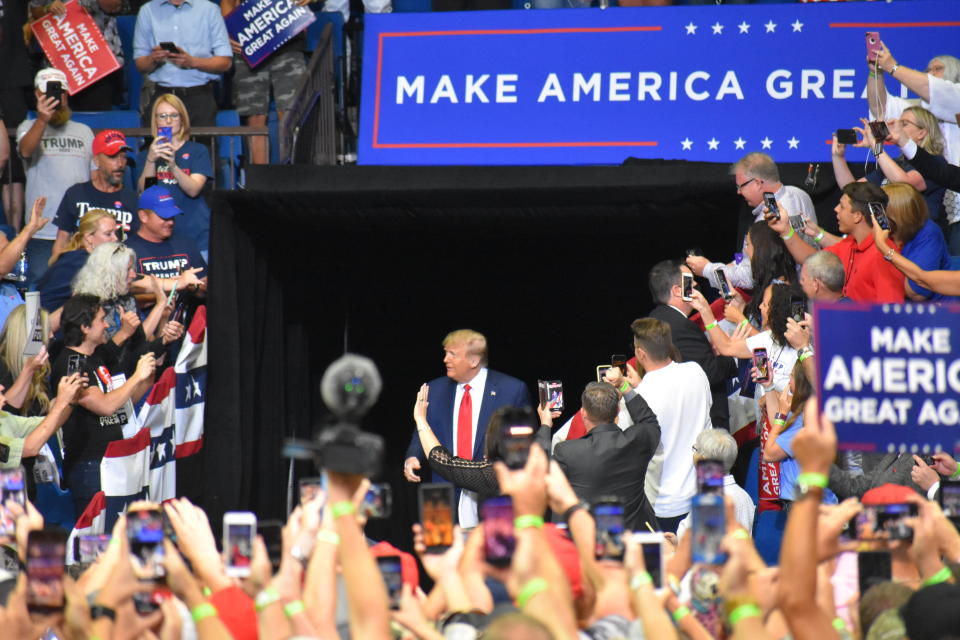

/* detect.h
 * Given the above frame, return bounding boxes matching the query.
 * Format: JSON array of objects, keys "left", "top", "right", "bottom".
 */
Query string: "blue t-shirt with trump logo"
[
  {"left": 125, "top": 232, "right": 207, "bottom": 280},
  {"left": 54, "top": 181, "right": 140, "bottom": 238},
  {"left": 135, "top": 140, "right": 212, "bottom": 252}
]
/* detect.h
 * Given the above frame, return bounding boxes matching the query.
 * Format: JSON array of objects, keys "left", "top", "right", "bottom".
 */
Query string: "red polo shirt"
[{"left": 825, "top": 232, "right": 904, "bottom": 303}]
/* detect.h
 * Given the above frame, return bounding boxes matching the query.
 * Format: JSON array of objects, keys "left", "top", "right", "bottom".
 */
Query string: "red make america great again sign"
[{"left": 31, "top": 0, "right": 120, "bottom": 95}]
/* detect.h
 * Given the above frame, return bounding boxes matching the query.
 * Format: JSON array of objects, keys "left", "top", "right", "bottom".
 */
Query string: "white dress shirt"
[{"left": 451, "top": 367, "right": 487, "bottom": 528}]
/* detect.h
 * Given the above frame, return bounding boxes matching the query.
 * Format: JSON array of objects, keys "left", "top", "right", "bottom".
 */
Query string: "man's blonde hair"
[{"left": 443, "top": 329, "right": 488, "bottom": 366}]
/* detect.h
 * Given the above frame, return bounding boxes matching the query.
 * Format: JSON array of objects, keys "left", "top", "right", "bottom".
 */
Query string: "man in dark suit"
[
  {"left": 829, "top": 452, "right": 923, "bottom": 499},
  {"left": 553, "top": 382, "right": 660, "bottom": 532},
  {"left": 404, "top": 329, "right": 529, "bottom": 524},
  {"left": 647, "top": 259, "right": 737, "bottom": 429}
]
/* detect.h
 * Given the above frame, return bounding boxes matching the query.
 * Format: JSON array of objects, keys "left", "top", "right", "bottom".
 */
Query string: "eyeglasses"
[
  {"left": 736, "top": 177, "right": 757, "bottom": 193},
  {"left": 926, "top": 64, "right": 945, "bottom": 74},
  {"left": 899, "top": 119, "right": 924, "bottom": 130},
  {"left": 156, "top": 112, "right": 181, "bottom": 121}
]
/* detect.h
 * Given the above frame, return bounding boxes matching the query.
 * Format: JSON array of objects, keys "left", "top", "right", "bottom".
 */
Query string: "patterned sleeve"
[{"left": 427, "top": 446, "right": 499, "bottom": 497}]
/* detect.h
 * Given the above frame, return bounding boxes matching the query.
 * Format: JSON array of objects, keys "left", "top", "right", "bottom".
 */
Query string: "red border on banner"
[{"left": 372, "top": 26, "right": 662, "bottom": 150}]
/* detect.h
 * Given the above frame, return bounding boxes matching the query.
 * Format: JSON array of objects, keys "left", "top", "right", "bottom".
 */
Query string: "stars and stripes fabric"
[
  {"left": 136, "top": 305, "right": 208, "bottom": 502},
  {"left": 66, "top": 306, "right": 208, "bottom": 546},
  {"left": 65, "top": 491, "right": 107, "bottom": 565}
]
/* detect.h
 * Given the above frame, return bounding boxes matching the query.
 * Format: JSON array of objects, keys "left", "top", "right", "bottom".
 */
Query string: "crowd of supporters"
[{"left": 0, "top": 4, "right": 955, "bottom": 640}]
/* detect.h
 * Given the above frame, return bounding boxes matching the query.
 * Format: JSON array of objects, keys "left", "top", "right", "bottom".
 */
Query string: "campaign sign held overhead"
[
  {"left": 814, "top": 302, "right": 960, "bottom": 455},
  {"left": 225, "top": 0, "right": 315, "bottom": 69},
  {"left": 31, "top": 0, "right": 120, "bottom": 95},
  {"left": 359, "top": 0, "right": 960, "bottom": 165}
]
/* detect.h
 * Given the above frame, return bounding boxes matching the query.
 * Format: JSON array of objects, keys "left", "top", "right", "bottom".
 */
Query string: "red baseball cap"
[
  {"left": 369, "top": 541, "right": 420, "bottom": 588},
  {"left": 93, "top": 129, "right": 132, "bottom": 156},
  {"left": 861, "top": 483, "right": 917, "bottom": 505}
]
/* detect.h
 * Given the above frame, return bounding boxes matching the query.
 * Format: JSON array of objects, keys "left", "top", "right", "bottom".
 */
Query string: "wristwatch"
[
  {"left": 289, "top": 544, "right": 310, "bottom": 568},
  {"left": 90, "top": 604, "right": 117, "bottom": 621},
  {"left": 562, "top": 501, "right": 588, "bottom": 523}
]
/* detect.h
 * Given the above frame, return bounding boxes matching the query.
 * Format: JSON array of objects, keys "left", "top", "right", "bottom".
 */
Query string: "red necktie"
[{"left": 457, "top": 384, "right": 473, "bottom": 460}]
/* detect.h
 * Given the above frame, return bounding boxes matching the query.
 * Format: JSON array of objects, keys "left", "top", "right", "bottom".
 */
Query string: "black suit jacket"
[
  {"left": 649, "top": 304, "right": 736, "bottom": 429},
  {"left": 553, "top": 393, "right": 660, "bottom": 531}
]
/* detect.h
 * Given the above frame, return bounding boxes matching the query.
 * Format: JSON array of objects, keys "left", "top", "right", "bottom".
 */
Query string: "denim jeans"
[
  {"left": 66, "top": 459, "right": 102, "bottom": 519},
  {"left": 25, "top": 238, "right": 53, "bottom": 289}
]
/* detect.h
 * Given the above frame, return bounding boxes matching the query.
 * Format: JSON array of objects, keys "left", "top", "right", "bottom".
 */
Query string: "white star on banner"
[
  {"left": 681, "top": 138, "right": 693, "bottom": 150},
  {"left": 711, "top": 22, "right": 724, "bottom": 35},
  {"left": 734, "top": 137, "right": 746, "bottom": 150},
  {"left": 761, "top": 136, "right": 773, "bottom": 149},
  {"left": 765, "top": 20, "right": 777, "bottom": 33},
  {"left": 787, "top": 136, "right": 800, "bottom": 149},
  {"left": 738, "top": 21, "right": 750, "bottom": 34},
  {"left": 791, "top": 19, "right": 804, "bottom": 33},
  {"left": 707, "top": 137, "right": 720, "bottom": 150},
  {"left": 685, "top": 22, "right": 697, "bottom": 35}
]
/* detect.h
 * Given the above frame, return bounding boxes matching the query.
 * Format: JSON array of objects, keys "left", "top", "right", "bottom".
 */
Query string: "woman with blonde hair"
[
  {"left": 136, "top": 93, "right": 213, "bottom": 257},
  {"left": 833, "top": 105, "right": 949, "bottom": 223},
  {"left": 875, "top": 182, "right": 957, "bottom": 302},
  {"left": 37, "top": 209, "right": 118, "bottom": 313}
]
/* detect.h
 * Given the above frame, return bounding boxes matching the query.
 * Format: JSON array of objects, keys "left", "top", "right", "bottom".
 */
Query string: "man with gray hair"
[
  {"left": 675, "top": 429, "right": 755, "bottom": 541},
  {"left": 686, "top": 151, "right": 817, "bottom": 290},
  {"left": 799, "top": 250, "right": 847, "bottom": 304},
  {"left": 553, "top": 382, "right": 661, "bottom": 531}
]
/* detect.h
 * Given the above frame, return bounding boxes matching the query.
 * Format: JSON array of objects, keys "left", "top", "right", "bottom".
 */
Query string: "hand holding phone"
[
  {"left": 865, "top": 31, "right": 882, "bottom": 63},
  {"left": 681, "top": 272, "right": 694, "bottom": 302},
  {"left": 44, "top": 81, "right": 63, "bottom": 109},
  {"left": 482, "top": 496, "right": 515, "bottom": 567},
  {"left": 762, "top": 192, "right": 780, "bottom": 221},
  {"left": 868, "top": 202, "right": 891, "bottom": 231},
  {"left": 752, "top": 348, "right": 771, "bottom": 385},
  {"left": 593, "top": 498, "right": 626, "bottom": 562},
  {"left": 128, "top": 507, "right": 165, "bottom": 580},
  {"left": 26, "top": 530, "right": 67, "bottom": 613},
  {"left": 159, "top": 41, "right": 180, "bottom": 54},
  {"left": 716, "top": 268, "right": 733, "bottom": 300},
  {"left": 836, "top": 129, "right": 858, "bottom": 145},
  {"left": 418, "top": 484, "right": 454, "bottom": 553},
  {"left": 223, "top": 512, "right": 256, "bottom": 578}
]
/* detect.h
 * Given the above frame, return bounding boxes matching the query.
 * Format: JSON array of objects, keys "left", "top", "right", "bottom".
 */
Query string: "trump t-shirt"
[{"left": 126, "top": 232, "right": 207, "bottom": 280}]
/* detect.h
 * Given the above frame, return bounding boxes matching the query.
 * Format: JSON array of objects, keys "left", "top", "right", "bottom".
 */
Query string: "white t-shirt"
[
  {"left": 637, "top": 361, "right": 713, "bottom": 518},
  {"left": 17, "top": 119, "right": 94, "bottom": 241},
  {"left": 744, "top": 330, "right": 797, "bottom": 394}
]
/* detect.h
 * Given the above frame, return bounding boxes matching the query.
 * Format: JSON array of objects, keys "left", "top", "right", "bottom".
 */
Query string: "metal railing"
[{"left": 281, "top": 23, "right": 337, "bottom": 165}]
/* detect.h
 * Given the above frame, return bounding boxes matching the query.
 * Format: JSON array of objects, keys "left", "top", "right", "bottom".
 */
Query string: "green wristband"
[
  {"left": 331, "top": 501, "right": 356, "bottom": 519},
  {"left": 516, "top": 577, "right": 549, "bottom": 608},
  {"left": 951, "top": 464, "right": 960, "bottom": 480},
  {"left": 727, "top": 603, "right": 762, "bottom": 626},
  {"left": 923, "top": 566, "right": 953, "bottom": 587},
  {"left": 796, "top": 472, "right": 828, "bottom": 489},
  {"left": 773, "top": 419, "right": 786, "bottom": 427},
  {"left": 781, "top": 227, "right": 795, "bottom": 240},
  {"left": 316, "top": 530, "right": 340, "bottom": 545},
  {"left": 283, "top": 600, "right": 306, "bottom": 618},
  {"left": 191, "top": 602, "right": 218, "bottom": 623},
  {"left": 815, "top": 230, "right": 825, "bottom": 242},
  {"left": 514, "top": 515, "right": 544, "bottom": 530},
  {"left": 629, "top": 571, "right": 653, "bottom": 591},
  {"left": 832, "top": 618, "right": 848, "bottom": 632},
  {"left": 672, "top": 605, "right": 691, "bottom": 623},
  {"left": 202, "top": 586, "right": 212, "bottom": 597},
  {"left": 618, "top": 381, "right": 631, "bottom": 393},
  {"left": 704, "top": 321, "right": 718, "bottom": 331},
  {"left": 738, "top": 319, "right": 749, "bottom": 328},
  {"left": 255, "top": 587, "right": 281, "bottom": 612}
]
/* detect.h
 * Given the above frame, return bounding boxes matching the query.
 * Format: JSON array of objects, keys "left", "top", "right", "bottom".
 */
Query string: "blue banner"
[
  {"left": 225, "top": 0, "right": 315, "bottom": 69},
  {"left": 814, "top": 302, "right": 960, "bottom": 455},
  {"left": 359, "top": 1, "right": 960, "bottom": 165}
]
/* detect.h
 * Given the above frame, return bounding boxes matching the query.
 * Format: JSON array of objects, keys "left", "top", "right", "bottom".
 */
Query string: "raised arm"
[
  {"left": 877, "top": 43, "right": 930, "bottom": 103},
  {"left": 870, "top": 223, "right": 957, "bottom": 296},
  {"left": 830, "top": 135, "right": 858, "bottom": 189},
  {"left": 777, "top": 398, "right": 841, "bottom": 640},
  {"left": 327, "top": 471, "right": 392, "bottom": 640},
  {"left": 689, "top": 290, "right": 754, "bottom": 359},
  {"left": 77, "top": 352, "right": 156, "bottom": 416}
]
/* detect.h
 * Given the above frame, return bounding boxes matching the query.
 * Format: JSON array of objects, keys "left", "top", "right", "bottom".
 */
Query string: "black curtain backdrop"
[{"left": 197, "top": 159, "right": 844, "bottom": 549}]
